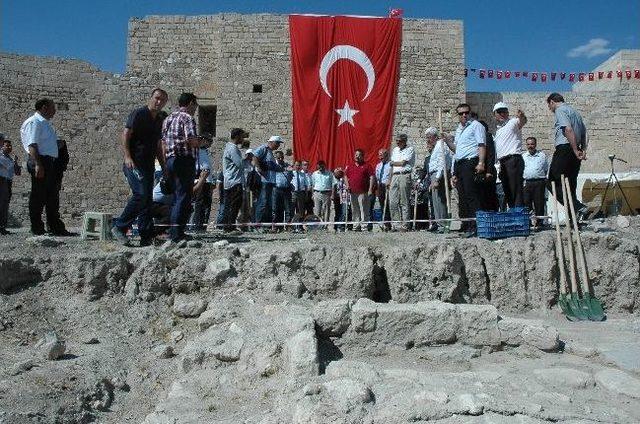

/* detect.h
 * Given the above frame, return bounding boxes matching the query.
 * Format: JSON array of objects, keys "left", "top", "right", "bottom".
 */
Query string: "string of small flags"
[{"left": 464, "top": 68, "right": 640, "bottom": 82}]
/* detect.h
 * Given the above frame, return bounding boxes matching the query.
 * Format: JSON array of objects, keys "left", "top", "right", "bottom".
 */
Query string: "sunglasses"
[{"left": 457, "top": 110, "right": 470, "bottom": 116}]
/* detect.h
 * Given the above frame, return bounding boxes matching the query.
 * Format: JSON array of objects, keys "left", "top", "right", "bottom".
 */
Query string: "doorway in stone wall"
[{"left": 198, "top": 105, "right": 217, "bottom": 137}]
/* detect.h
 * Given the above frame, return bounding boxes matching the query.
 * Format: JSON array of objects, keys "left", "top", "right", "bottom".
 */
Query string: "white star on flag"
[{"left": 335, "top": 100, "right": 359, "bottom": 127}]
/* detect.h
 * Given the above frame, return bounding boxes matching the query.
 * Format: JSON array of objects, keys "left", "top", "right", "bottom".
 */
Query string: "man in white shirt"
[
  {"left": 389, "top": 134, "right": 416, "bottom": 231},
  {"left": 221, "top": 128, "right": 247, "bottom": 232},
  {"left": 374, "top": 149, "right": 391, "bottom": 231},
  {"left": 310, "top": 160, "right": 335, "bottom": 221},
  {"left": 522, "top": 137, "right": 549, "bottom": 228},
  {"left": 20, "top": 98, "right": 68, "bottom": 236},
  {"left": 0, "top": 138, "right": 22, "bottom": 235},
  {"left": 425, "top": 127, "right": 452, "bottom": 231},
  {"left": 493, "top": 102, "right": 527, "bottom": 208}
]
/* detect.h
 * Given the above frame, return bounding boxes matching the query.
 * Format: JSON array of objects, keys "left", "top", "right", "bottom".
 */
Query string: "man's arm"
[
  {"left": 516, "top": 110, "right": 527, "bottom": 129},
  {"left": 122, "top": 128, "right": 135, "bottom": 169},
  {"left": 156, "top": 139, "right": 165, "bottom": 169},
  {"left": 28, "top": 145, "right": 44, "bottom": 179},
  {"left": 476, "top": 145, "right": 487, "bottom": 173},
  {"left": 442, "top": 133, "right": 456, "bottom": 153},
  {"left": 563, "top": 126, "right": 585, "bottom": 160},
  {"left": 193, "top": 169, "right": 209, "bottom": 193}
]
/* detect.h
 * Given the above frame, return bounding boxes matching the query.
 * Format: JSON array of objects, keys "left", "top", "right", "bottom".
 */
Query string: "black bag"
[
  {"left": 247, "top": 169, "right": 262, "bottom": 192},
  {"left": 160, "top": 174, "right": 175, "bottom": 195}
]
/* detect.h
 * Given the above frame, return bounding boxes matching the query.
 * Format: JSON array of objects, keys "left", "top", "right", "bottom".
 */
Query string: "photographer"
[{"left": 189, "top": 135, "right": 214, "bottom": 232}]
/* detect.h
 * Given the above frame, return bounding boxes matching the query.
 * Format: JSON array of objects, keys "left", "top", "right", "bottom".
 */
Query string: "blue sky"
[{"left": 1, "top": 0, "right": 638, "bottom": 92}]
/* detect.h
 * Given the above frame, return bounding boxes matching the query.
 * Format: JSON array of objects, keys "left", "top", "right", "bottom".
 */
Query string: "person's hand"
[
  {"left": 429, "top": 180, "right": 439, "bottom": 190},
  {"left": 35, "top": 162, "right": 44, "bottom": 179},
  {"left": 485, "top": 172, "right": 494, "bottom": 181},
  {"left": 516, "top": 109, "right": 525, "bottom": 119},
  {"left": 575, "top": 150, "right": 586, "bottom": 161},
  {"left": 201, "top": 169, "right": 210, "bottom": 178},
  {"left": 475, "top": 161, "right": 485, "bottom": 174},
  {"left": 451, "top": 175, "right": 458, "bottom": 187},
  {"left": 124, "top": 155, "right": 135, "bottom": 170}
]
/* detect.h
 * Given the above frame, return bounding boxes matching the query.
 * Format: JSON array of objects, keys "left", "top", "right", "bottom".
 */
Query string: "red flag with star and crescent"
[{"left": 289, "top": 15, "right": 402, "bottom": 170}]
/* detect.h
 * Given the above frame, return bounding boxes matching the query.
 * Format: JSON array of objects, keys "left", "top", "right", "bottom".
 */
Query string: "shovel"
[
  {"left": 560, "top": 176, "right": 589, "bottom": 321},
  {"left": 551, "top": 182, "right": 575, "bottom": 318},
  {"left": 563, "top": 176, "right": 606, "bottom": 321}
]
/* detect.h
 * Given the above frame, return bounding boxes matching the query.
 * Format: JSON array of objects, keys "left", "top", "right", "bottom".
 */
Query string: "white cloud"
[{"left": 567, "top": 38, "right": 613, "bottom": 58}]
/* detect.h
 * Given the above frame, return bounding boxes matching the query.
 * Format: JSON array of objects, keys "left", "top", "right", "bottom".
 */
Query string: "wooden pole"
[{"left": 437, "top": 107, "right": 452, "bottom": 214}]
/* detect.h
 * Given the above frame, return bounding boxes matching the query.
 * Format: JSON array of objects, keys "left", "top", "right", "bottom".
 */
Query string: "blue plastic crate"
[
  {"left": 476, "top": 207, "right": 530, "bottom": 240},
  {"left": 372, "top": 208, "right": 383, "bottom": 221}
]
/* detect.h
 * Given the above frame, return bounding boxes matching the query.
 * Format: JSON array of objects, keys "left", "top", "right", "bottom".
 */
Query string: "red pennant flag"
[
  {"left": 541, "top": 73, "right": 547, "bottom": 82},
  {"left": 560, "top": 72, "right": 566, "bottom": 80},
  {"left": 625, "top": 70, "right": 632, "bottom": 79},
  {"left": 635, "top": 69, "right": 640, "bottom": 79},
  {"left": 388, "top": 8, "right": 403, "bottom": 17},
  {"left": 588, "top": 72, "right": 594, "bottom": 81},
  {"left": 523, "top": 71, "right": 529, "bottom": 77},
  {"left": 290, "top": 15, "right": 401, "bottom": 170},
  {"left": 607, "top": 71, "right": 613, "bottom": 79},
  {"left": 479, "top": 69, "right": 486, "bottom": 79},
  {"left": 617, "top": 70, "right": 623, "bottom": 79},
  {"left": 514, "top": 71, "right": 521, "bottom": 78},
  {"left": 504, "top": 71, "right": 511, "bottom": 79},
  {"left": 531, "top": 72, "right": 538, "bottom": 82},
  {"left": 464, "top": 68, "right": 468, "bottom": 77},
  {"left": 487, "top": 70, "right": 494, "bottom": 78},
  {"left": 578, "top": 73, "right": 585, "bottom": 82},
  {"left": 551, "top": 72, "right": 557, "bottom": 81},
  {"left": 496, "top": 70, "right": 503, "bottom": 79},
  {"left": 598, "top": 71, "right": 604, "bottom": 79},
  {"left": 569, "top": 73, "right": 575, "bottom": 82}
]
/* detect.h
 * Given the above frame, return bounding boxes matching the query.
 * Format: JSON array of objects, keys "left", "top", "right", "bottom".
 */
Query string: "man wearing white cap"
[
  {"left": 253, "top": 135, "right": 285, "bottom": 227},
  {"left": 493, "top": 102, "right": 527, "bottom": 208}
]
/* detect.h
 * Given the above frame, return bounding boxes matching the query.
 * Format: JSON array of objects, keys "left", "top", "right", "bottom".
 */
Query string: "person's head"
[
  {"left": 35, "top": 98, "right": 56, "bottom": 120},
  {"left": 245, "top": 149, "right": 254, "bottom": 160},
  {"left": 526, "top": 137, "right": 537, "bottom": 153},
  {"left": 317, "top": 160, "right": 326, "bottom": 171},
  {"left": 378, "top": 148, "right": 389, "bottom": 162},
  {"left": 267, "top": 135, "right": 284, "bottom": 150},
  {"left": 301, "top": 160, "right": 309, "bottom": 171},
  {"left": 334, "top": 167, "right": 344, "bottom": 179},
  {"left": 178, "top": 93, "right": 198, "bottom": 115},
  {"left": 493, "top": 102, "right": 509, "bottom": 123},
  {"left": 396, "top": 133, "right": 408, "bottom": 149},
  {"left": 546, "top": 93, "right": 565, "bottom": 112},
  {"left": 354, "top": 149, "right": 364, "bottom": 164},
  {"left": 424, "top": 127, "right": 438, "bottom": 151},
  {"left": 199, "top": 136, "right": 212, "bottom": 149},
  {"left": 230, "top": 128, "right": 247, "bottom": 145},
  {"left": 293, "top": 160, "right": 301, "bottom": 170},
  {"left": 416, "top": 167, "right": 426, "bottom": 179},
  {"left": 455, "top": 103, "right": 471, "bottom": 125},
  {"left": 148, "top": 88, "right": 168, "bottom": 112},
  {"left": 274, "top": 150, "right": 284, "bottom": 161},
  {"left": 1, "top": 139, "right": 11, "bottom": 156}
]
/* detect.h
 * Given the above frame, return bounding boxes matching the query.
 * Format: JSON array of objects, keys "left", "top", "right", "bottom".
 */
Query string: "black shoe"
[
  {"left": 50, "top": 229, "right": 75, "bottom": 237},
  {"left": 31, "top": 228, "right": 46, "bottom": 236},
  {"left": 139, "top": 237, "right": 156, "bottom": 247},
  {"left": 0, "top": 229, "right": 9, "bottom": 235}
]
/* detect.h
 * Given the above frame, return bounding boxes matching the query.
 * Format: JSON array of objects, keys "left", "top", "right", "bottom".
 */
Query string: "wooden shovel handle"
[
  {"left": 563, "top": 176, "right": 591, "bottom": 296},
  {"left": 551, "top": 182, "right": 568, "bottom": 295},
  {"left": 561, "top": 176, "right": 579, "bottom": 294}
]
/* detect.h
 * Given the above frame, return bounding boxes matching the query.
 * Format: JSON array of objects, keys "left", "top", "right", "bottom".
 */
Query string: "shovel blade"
[
  {"left": 585, "top": 294, "right": 606, "bottom": 321},
  {"left": 559, "top": 293, "right": 581, "bottom": 321},
  {"left": 568, "top": 293, "right": 589, "bottom": 321}
]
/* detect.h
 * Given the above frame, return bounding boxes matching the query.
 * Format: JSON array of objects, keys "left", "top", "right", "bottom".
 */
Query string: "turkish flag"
[
  {"left": 504, "top": 71, "right": 511, "bottom": 79},
  {"left": 290, "top": 15, "right": 402, "bottom": 170}
]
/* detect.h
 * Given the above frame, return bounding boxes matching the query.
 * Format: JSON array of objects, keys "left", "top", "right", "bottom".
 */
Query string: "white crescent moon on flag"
[{"left": 319, "top": 45, "right": 376, "bottom": 101}]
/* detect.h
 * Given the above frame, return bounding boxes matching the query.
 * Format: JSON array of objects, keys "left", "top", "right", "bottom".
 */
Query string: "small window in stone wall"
[
  {"left": 56, "top": 102, "right": 69, "bottom": 111},
  {"left": 252, "top": 84, "right": 263, "bottom": 93}
]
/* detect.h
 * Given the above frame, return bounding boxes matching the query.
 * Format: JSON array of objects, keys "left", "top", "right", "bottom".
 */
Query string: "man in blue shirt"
[
  {"left": 253, "top": 135, "right": 285, "bottom": 227},
  {"left": 272, "top": 150, "right": 293, "bottom": 230},
  {"left": 444, "top": 103, "right": 486, "bottom": 236},
  {"left": 221, "top": 128, "right": 247, "bottom": 232},
  {"left": 0, "top": 138, "right": 21, "bottom": 235},
  {"left": 545, "top": 93, "right": 588, "bottom": 216}
]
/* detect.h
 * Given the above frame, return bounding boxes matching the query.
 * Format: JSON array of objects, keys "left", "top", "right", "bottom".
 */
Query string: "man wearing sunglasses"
[
  {"left": 444, "top": 103, "right": 486, "bottom": 237},
  {"left": 493, "top": 102, "right": 527, "bottom": 208}
]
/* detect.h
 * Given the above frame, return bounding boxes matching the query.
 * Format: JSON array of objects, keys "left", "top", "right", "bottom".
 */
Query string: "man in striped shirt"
[{"left": 162, "top": 93, "right": 201, "bottom": 242}]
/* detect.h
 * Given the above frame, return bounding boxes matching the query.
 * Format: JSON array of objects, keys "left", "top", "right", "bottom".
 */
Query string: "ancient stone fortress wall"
[{"left": 467, "top": 50, "right": 640, "bottom": 174}]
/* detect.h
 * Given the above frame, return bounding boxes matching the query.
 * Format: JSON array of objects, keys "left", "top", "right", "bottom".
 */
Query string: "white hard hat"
[
  {"left": 493, "top": 102, "right": 509, "bottom": 112},
  {"left": 268, "top": 135, "right": 283, "bottom": 144}
]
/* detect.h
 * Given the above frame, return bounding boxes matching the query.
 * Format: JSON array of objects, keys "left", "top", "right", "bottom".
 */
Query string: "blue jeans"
[
  {"left": 115, "top": 164, "right": 155, "bottom": 240},
  {"left": 167, "top": 156, "right": 195, "bottom": 241},
  {"left": 255, "top": 182, "right": 274, "bottom": 223}
]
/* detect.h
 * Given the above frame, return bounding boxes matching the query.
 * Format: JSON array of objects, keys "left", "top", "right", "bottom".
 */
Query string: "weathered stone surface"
[
  {"left": 26, "top": 236, "right": 63, "bottom": 248},
  {"left": 36, "top": 331, "right": 66, "bottom": 360},
  {"left": 499, "top": 317, "right": 560, "bottom": 352},
  {"left": 181, "top": 323, "right": 245, "bottom": 372},
  {"left": 153, "top": 344, "right": 175, "bottom": 359},
  {"left": 204, "top": 258, "right": 235, "bottom": 285},
  {"left": 0, "top": 257, "right": 41, "bottom": 294},
  {"left": 65, "top": 253, "right": 130, "bottom": 300},
  {"left": 595, "top": 369, "right": 640, "bottom": 399},
  {"left": 313, "top": 299, "right": 352, "bottom": 336},
  {"left": 285, "top": 329, "right": 318, "bottom": 380},
  {"left": 172, "top": 295, "right": 207, "bottom": 318},
  {"left": 322, "top": 378, "right": 374, "bottom": 411},
  {"left": 533, "top": 368, "right": 595, "bottom": 389}
]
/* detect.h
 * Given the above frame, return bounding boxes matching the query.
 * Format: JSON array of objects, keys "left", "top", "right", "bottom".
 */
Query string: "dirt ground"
[{"left": 0, "top": 218, "right": 639, "bottom": 423}]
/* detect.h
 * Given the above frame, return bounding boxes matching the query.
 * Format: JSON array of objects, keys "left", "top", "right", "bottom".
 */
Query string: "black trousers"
[
  {"left": 222, "top": 183, "right": 243, "bottom": 231},
  {"left": 0, "top": 177, "right": 11, "bottom": 229},
  {"left": 454, "top": 157, "right": 482, "bottom": 230},
  {"left": 499, "top": 154, "right": 525, "bottom": 208},
  {"left": 524, "top": 178, "right": 546, "bottom": 219},
  {"left": 190, "top": 182, "right": 213, "bottom": 231},
  {"left": 547, "top": 144, "right": 581, "bottom": 206},
  {"left": 375, "top": 184, "right": 391, "bottom": 229},
  {"left": 292, "top": 191, "right": 308, "bottom": 220},
  {"left": 27, "top": 156, "right": 65, "bottom": 234}
]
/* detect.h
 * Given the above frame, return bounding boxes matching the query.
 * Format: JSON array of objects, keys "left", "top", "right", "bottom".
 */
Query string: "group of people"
[{"left": 0, "top": 90, "right": 587, "bottom": 244}]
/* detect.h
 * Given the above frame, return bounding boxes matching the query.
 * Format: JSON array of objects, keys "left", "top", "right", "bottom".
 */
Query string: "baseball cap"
[
  {"left": 493, "top": 102, "right": 509, "bottom": 112},
  {"left": 268, "top": 135, "right": 283, "bottom": 144},
  {"left": 245, "top": 148, "right": 254, "bottom": 156}
]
